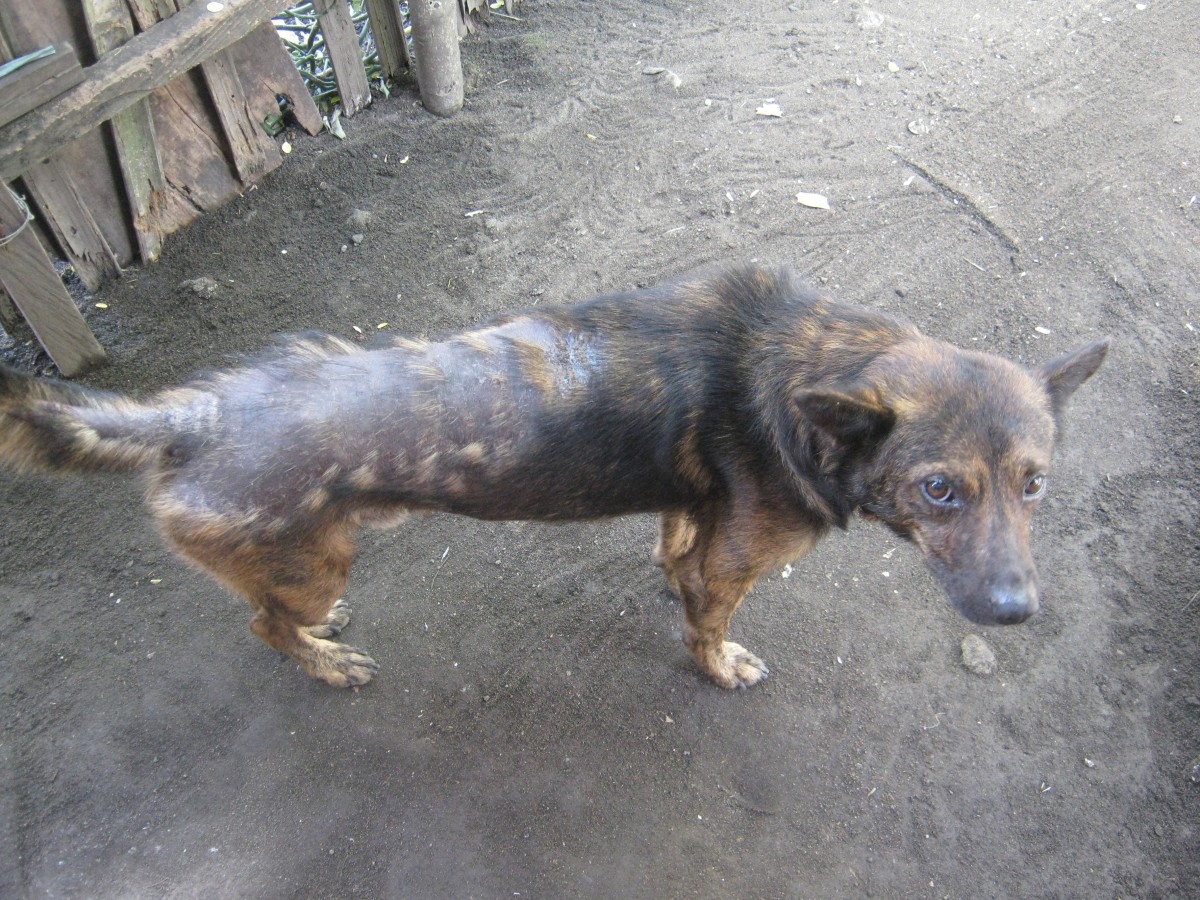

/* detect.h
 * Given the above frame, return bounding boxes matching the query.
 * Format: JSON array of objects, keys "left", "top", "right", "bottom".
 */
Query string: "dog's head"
[{"left": 790, "top": 338, "right": 1109, "bottom": 625}]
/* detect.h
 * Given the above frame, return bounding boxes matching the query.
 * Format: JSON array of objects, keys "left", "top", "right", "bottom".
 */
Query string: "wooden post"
[
  {"left": 409, "top": 0, "right": 463, "bottom": 117},
  {"left": 0, "top": 184, "right": 105, "bottom": 375},
  {"left": 311, "top": 0, "right": 372, "bottom": 116},
  {"left": 363, "top": 0, "right": 410, "bottom": 79}
]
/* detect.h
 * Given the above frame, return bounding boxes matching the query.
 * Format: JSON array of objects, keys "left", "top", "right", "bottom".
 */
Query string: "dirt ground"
[{"left": 2, "top": 0, "right": 1197, "bottom": 896}]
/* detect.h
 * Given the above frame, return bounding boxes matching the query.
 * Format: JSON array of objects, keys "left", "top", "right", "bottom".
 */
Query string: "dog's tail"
[{"left": 0, "top": 363, "right": 204, "bottom": 475}]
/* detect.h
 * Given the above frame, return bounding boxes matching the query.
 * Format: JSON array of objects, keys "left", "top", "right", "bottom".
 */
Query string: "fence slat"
[
  {"left": 0, "top": 32, "right": 120, "bottom": 291},
  {"left": 312, "top": 0, "right": 372, "bottom": 116},
  {"left": 364, "top": 0, "right": 410, "bottom": 79},
  {"left": 0, "top": 184, "right": 105, "bottom": 375},
  {"left": 0, "top": 0, "right": 291, "bottom": 183},
  {"left": 83, "top": 0, "right": 169, "bottom": 263}
]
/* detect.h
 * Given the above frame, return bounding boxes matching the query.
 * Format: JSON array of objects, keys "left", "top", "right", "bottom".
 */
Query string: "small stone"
[
  {"left": 960, "top": 634, "right": 997, "bottom": 676},
  {"left": 351, "top": 233, "right": 364, "bottom": 245},
  {"left": 180, "top": 276, "right": 218, "bottom": 297},
  {"left": 887, "top": 61, "right": 900, "bottom": 73}
]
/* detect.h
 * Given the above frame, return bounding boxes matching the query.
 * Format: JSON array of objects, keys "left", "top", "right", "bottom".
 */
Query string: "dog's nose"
[{"left": 990, "top": 585, "right": 1038, "bottom": 624}]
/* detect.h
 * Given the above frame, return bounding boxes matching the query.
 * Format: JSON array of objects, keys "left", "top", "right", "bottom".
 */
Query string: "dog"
[{"left": 0, "top": 266, "right": 1108, "bottom": 689}]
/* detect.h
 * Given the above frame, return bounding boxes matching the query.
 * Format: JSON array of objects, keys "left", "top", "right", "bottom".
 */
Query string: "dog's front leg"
[
  {"left": 682, "top": 564, "right": 769, "bottom": 689},
  {"left": 658, "top": 504, "right": 823, "bottom": 689},
  {"left": 655, "top": 510, "right": 767, "bottom": 688}
]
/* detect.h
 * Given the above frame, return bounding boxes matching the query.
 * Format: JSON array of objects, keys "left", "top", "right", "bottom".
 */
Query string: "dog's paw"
[
  {"left": 303, "top": 598, "right": 353, "bottom": 639},
  {"left": 307, "top": 640, "right": 379, "bottom": 688},
  {"left": 707, "top": 641, "right": 770, "bottom": 690}
]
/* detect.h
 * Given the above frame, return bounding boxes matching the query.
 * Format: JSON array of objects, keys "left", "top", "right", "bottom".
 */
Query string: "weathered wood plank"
[
  {"left": 0, "top": 184, "right": 104, "bottom": 375},
  {"left": 0, "top": 43, "right": 85, "bottom": 128},
  {"left": 0, "top": 0, "right": 289, "bottom": 184},
  {"left": 0, "top": 32, "right": 120, "bottom": 291},
  {"left": 200, "top": 47, "right": 276, "bottom": 184},
  {"left": 0, "top": 4, "right": 137, "bottom": 265},
  {"left": 230, "top": 22, "right": 323, "bottom": 137},
  {"left": 131, "top": 1, "right": 277, "bottom": 187},
  {"left": 20, "top": 166, "right": 122, "bottom": 292},
  {"left": 312, "top": 0, "right": 372, "bottom": 116},
  {"left": 364, "top": 0, "right": 410, "bottom": 79},
  {"left": 83, "top": 0, "right": 166, "bottom": 264}
]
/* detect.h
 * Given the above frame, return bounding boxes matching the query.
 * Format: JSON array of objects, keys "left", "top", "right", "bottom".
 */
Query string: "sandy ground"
[{"left": 2, "top": 0, "right": 1198, "bottom": 896}]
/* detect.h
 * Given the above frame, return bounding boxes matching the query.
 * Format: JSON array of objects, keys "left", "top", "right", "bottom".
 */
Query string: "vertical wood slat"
[
  {"left": 236, "top": 23, "right": 324, "bottom": 137},
  {"left": 363, "top": 0, "right": 409, "bottom": 79},
  {"left": 0, "top": 184, "right": 105, "bottom": 375},
  {"left": 21, "top": 166, "right": 122, "bottom": 291},
  {"left": 311, "top": 0, "right": 372, "bottom": 116},
  {"left": 130, "top": 1, "right": 277, "bottom": 186},
  {"left": 82, "top": 0, "right": 165, "bottom": 264},
  {"left": 200, "top": 47, "right": 274, "bottom": 182},
  {"left": 0, "top": 32, "right": 120, "bottom": 291}
]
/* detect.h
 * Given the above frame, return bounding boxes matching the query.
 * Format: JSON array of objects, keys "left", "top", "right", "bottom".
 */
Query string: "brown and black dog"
[{"left": 0, "top": 266, "right": 1108, "bottom": 689}]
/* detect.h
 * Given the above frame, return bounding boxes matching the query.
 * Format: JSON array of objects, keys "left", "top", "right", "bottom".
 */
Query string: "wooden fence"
[{"left": 0, "top": 0, "right": 470, "bottom": 375}]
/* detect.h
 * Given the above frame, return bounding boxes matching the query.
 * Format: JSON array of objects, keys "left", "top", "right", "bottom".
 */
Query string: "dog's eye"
[
  {"left": 1024, "top": 474, "right": 1046, "bottom": 499},
  {"left": 921, "top": 476, "right": 955, "bottom": 505}
]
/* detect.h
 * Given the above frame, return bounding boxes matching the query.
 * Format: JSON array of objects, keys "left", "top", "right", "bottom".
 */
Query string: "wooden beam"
[
  {"left": 312, "top": 0, "right": 372, "bottom": 116},
  {"left": 363, "top": 0, "right": 410, "bottom": 79},
  {"left": 0, "top": 0, "right": 289, "bottom": 183},
  {"left": 83, "top": 0, "right": 166, "bottom": 263},
  {"left": 0, "top": 43, "right": 84, "bottom": 128},
  {"left": 234, "top": 22, "right": 324, "bottom": 137},
  {"left": 0, "top": 184, "right": 105, "bottom": 375}
]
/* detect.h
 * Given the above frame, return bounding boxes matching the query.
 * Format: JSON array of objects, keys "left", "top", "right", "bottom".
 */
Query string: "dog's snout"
[{"left": 990, "top": 584, "right": 1038, "bottom": 625}]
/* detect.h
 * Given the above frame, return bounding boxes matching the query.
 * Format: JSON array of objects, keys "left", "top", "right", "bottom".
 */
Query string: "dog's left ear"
[
  {"left": 1037, "top": 338, "right": 1111, "bottom": 414},
  {"left": 792, "top": 387, "right": 896, "bottom": 451}
]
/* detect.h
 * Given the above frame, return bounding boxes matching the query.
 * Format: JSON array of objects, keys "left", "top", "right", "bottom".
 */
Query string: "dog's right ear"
[
  {"left": 1037, "top": 338, "right": 1110, "bottom": 416},
  {"left": 792, "top": 387, "right": 896, "bottom": 452}
]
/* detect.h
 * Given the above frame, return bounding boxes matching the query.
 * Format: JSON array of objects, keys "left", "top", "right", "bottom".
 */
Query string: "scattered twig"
[{"left": 428, "top": 546, "right": 450, "bottom": 591}]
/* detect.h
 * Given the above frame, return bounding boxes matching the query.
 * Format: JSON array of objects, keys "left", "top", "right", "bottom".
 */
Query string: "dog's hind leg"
[
  {"left": 652, "top": 510, "right": 698, "bottom": 596},
  {"left": 159, "top": 512, "right": 379, "bottom": 687}
]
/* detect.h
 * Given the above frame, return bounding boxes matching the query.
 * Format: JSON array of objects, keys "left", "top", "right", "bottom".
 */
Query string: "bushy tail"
[{"left": 0, "top": 364, "right": 188, "bottom": 475}]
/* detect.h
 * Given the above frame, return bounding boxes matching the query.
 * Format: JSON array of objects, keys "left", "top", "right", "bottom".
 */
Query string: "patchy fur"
[{"left": 0, "top": 266, "right": 1108, "bottom": 689}]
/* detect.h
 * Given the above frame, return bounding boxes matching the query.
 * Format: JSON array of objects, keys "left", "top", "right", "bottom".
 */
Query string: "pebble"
[
  {"left": 180, "top": 276, "right": 218, "bottom": 297},
  {"left": 351, "top": 233, "right": 365, "bottom": 245},
  {"left": 960, "top": 634, "right": 997, "bottom": 676}
]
